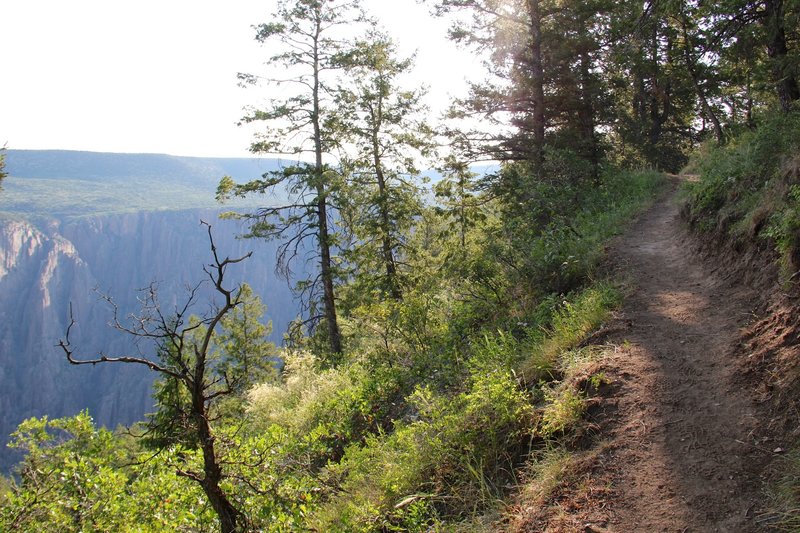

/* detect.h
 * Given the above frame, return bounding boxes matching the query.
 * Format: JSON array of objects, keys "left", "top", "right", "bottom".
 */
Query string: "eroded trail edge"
[{"left": 593, "top": 182, "right": 774, "bottom": 532}]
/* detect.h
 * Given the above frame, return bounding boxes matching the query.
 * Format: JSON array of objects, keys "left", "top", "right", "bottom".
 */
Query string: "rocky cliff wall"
[{"left": 0, "top": 210, "right": 300, "bottom": 471}]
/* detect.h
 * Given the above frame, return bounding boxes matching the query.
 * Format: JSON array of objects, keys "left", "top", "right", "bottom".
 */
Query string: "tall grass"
[{"left": 768, "top": 449, "right": 800, "bottom": 531}]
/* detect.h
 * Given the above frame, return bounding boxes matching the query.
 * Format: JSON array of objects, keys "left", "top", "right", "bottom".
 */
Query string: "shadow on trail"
[{"left": 602, "top": 183, "right": 773, "bottom": 532}]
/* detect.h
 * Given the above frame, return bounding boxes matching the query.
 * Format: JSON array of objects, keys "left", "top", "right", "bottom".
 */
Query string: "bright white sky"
[{"left": 0, "top": 0, "right": 482, "bottom": 158}]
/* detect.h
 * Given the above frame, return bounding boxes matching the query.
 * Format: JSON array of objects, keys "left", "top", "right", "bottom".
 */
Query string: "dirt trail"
[{"left": 594, "top": 180, "right": 776, "bottom": 532}]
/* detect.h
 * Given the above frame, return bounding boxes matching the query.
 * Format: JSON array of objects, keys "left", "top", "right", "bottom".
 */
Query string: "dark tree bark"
[
  {"left": 526, "top": 0, "right": 546, "bottom": 167},
  {"left": 317, "top": 190, "right": 342, "bottom": 355},
  {"left": 194, "top": 398, "right": 241, "bottom": 533},
  {"left": 764, "top": 0, "right": 800, "bottom": 111}
]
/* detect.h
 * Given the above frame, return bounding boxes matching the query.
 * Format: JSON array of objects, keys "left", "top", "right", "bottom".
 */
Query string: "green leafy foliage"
[
  {"left": 434, "top": 156, "right": 486, "bottom": 249},
  {"left": 685, "top": 111, "right": 800, "bottom": 273},
  {"left": 1, "top": 412, "right": 129, "bottom": 531},
  {"left": 490, "top": 163, "right": 665, "bottom": 304},
  {"left": 0, "top": 412, "right": 217, "bottom": 532},
  {"left": 765, "top": 184, "right": 800, "bottom": 271},
  {"left": 249, "top": 167, "right": 659, "bottom": 531},
  {"left": 308, "top": 369, "right": 535, "bottom": 531},
  {"left": 1, "top": 162, "right": 663, "bottom": 531}
]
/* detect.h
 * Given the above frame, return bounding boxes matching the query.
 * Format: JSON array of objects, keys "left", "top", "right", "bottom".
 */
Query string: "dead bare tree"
[{"left": 58, "top": 222, "right": 254, "bottom": 533}]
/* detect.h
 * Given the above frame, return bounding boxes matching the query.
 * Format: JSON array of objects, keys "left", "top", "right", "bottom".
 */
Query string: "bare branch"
[{"left": 58, "top": 304, "right": 184, "bottom": 380}]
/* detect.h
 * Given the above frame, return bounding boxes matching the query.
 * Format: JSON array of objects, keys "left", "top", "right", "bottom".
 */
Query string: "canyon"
[{"left": 0, "top": 151, "right": 301, "bottom": 471}]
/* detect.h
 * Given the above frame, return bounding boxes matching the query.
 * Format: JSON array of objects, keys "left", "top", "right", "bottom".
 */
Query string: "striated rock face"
[{"left": 0, "top": 210, "right": 300, "bottom": 471}]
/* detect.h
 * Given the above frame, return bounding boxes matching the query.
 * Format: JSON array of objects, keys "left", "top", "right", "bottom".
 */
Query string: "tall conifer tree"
[
  {"left": 219, "top": 0, "right": 367, "bottom": 357},
  {"left": 335, "top": 33, "right": 433, "bottom": 301}
]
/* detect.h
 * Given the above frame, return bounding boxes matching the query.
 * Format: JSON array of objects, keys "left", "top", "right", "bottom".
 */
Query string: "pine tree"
[
  {"left": 219, "top": 0, "right": 368, "bottom": 357},
  {"left": 335, "top": 32, "right": 434, "bottom": 301}
]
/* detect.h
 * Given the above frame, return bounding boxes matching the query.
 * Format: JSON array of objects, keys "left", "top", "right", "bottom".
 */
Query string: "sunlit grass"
[{"left": 769, "top": 447, "right": 800, "bottom": 531}]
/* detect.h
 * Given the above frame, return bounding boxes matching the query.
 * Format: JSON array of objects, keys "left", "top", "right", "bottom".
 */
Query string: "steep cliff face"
[{"left": 0, "top": 210, "right": 299, "bottom": 471}]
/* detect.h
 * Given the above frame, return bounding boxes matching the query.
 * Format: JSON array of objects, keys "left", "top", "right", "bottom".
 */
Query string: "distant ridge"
[
  {"left": 1, "top": 149, "right": 289, "bottom": 217},
  {"left": 5, "top": 149, "right": 281, "bottom": 183},
  {"left": 1, "top": 149, "right": 486, "bottom": 218}
]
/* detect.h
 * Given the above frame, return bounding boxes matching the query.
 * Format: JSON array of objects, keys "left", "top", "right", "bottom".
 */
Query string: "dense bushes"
[
  {"left": 685, "top": 112, "right": 800, "bottom": 275},
  {"left": 496, "top": 165, "right": 664, "bottom": 299},
  {"left": 0, "top": 168, "right": 664, "bottom": 531}
]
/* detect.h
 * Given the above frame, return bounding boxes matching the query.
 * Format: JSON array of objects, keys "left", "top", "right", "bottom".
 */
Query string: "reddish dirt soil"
[
  {"left": 597, "top": 181, "right": 780, "bottom": 532},
  {"left": 511, "top": 180, "right": 797, "bottom": 532}
]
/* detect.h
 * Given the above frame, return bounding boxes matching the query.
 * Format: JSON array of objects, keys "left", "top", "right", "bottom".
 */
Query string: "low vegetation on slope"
[
  {"left": 0, "top": 167, "right": 663, "bottom": 531},
  {"left": 6, "top": 0, "right": 800, "bottom": 527},
  {"left": 684, "top": 112, "right": 800, "bottom": 278}
]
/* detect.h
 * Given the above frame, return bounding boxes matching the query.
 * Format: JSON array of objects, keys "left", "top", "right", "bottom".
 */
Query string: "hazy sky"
[{"left": 0, "top": 0, "right": 481, "bottom": 158}]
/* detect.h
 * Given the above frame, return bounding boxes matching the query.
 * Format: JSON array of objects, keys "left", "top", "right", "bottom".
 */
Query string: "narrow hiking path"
[{"left": 592, "top": 179, "right": 776, "bottom": 532}]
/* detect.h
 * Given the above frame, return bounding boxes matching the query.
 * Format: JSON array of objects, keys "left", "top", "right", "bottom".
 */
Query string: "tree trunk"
[
  {"left": 647, "top": 24, "right": 675, "bottom": 156},
  {"left": 692, "top": 78, "right": 724, "bottom": 143},
  {"left": 193, "top": 384, "right": 241, "bottom": 533},
  {"left": 648, "top": 23, "right": 665, "bottom": 148},
  {"left": 317, "top": 193, "right": 342, "bottom": 355},
  {"left": 764, "top": 0, "right": 800, "bottom": 111},
  {"left": 199, "top": 442, "right": 241, "bottom": 532},
  {"left": 634, "top": 65, "right": 647, "bottom": 130},
  {"left": 459, "top": 180, "right": 467, "bottom": 249},
  {"left": 372, "top": 131, "right": 402, "bottom": 300},
  {"left": 746, "top": 70, "right": 755, "bottom": 127},
  {"left": 312, "top": 17, "right": 342, "bottom": 356},
  {"left": 578, "top": 46, "right": 601, "bottom": 185},
  {"left": 679, "top": 14, "right": 724, "bottom": 143},
  {"left": 526, "top": 0, "right": 546, "bottom": 167}
]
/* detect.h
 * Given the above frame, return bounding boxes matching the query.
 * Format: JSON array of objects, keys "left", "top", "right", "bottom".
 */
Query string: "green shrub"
[
  {"left": 0, "top": 413, "right": 218, "bottom": 532},
  {"left": 509, "top": 169, "right": 664, "bottom": 296},
  {"left": 684, "top": 112, "right": 800, "bottom": 278},
  {"left": 538, "top": 387, "right": 586, "bottom": 438},
  {"left": 313, "top": 370, "right": 535, "bottom": 531},
  {"left": 765, "top": 184, "right": 800, "bottom": 272}
]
